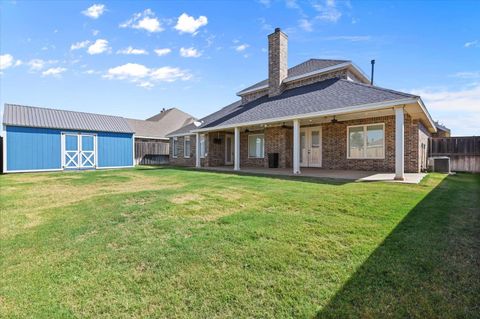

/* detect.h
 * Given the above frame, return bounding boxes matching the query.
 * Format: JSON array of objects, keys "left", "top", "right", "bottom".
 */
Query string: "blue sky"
[{"left": 1, "top": 0, "right": 479, "bottom": 135}]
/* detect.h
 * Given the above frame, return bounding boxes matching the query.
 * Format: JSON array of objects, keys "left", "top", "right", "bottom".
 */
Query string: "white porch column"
[
  {"left": 234, "top": 127, "right": 240, "bottom": 171},
  {"left": 195, "top": 133, "right": 201, "bottom": 168},
  {"left": 395, "top": 106, "right": 405, "bottom": 180},
  {"left": 293, "top": 119, "right": 301, "bottom": 174}
]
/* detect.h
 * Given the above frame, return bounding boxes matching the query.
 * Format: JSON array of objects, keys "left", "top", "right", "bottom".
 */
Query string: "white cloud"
[
  {"left": 299, "top": 19, "right": 313, "bottom": 32},
  {"left": 84, "top": 69, "right": 99, "bottom": 75},
  {"left": 120, "top": 9, "right": 163, "bottom": 33},
  {"left": 411, "top": 85, "right": 480, "bottom": 113},
  {"left": 70, "top": 40, "right": 90, "bottom": 50},
  {"left": 154, "top": 48, "right": 172, "bottom": 56},
  {"left": 42, "top": 67, "right": 67, "bottom": 77},
  {"left": 313, "top": 0, "right": 342, "bottom": 22},
  {"left": 104, "top": 63, "right": 192, "bottom": 88},
  {"left": 285, "top": 0, "right": 300, "bottom": 9},
  {"left": 0, "top": 54, "right": 14, "bottom": 70},
  {"left": 325, "top": 35, "right": 371, "bottom": 42},
  {"left": 410, "top": 84, "right": 480, "bottom": 135},
  {"left": 117, "top": 46, "right": 148, "bottom": 55},
  {"left": 105, "top": 63, "right": 150, "bottom": 79},
  {"left": 258, "top": 0, "right": 271, "bottom": 7},
  {"left": 235, "top": 44, "right": 249, "bottom": 52},
  {"left": 28, "top": 59, "right": 47, "bottom": 71},
  {"left": 452, "top": 71, "right": 480, "bottom": 79},
  {"left": 92, "top": 29, "right": 100, "bottom": 36},
  {"left": 179, "top": 47, "right": 201, "bottom": 58},
  {"left": 87, "top": 39, "right": 110, "bottom": 55},
  {"left": 464, "top": 40, "right": 479, "bottom": 48},
  {"left": 174, "top": 13, "right": 208, "bottom": 34},
  {"left": 82, "top": 4, "right": 105, "bottom": 19}
]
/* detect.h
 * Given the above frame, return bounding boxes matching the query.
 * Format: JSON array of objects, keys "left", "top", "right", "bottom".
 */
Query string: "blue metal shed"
[{"left": 2, "top": 104, "right": 135, "bottom": 173}]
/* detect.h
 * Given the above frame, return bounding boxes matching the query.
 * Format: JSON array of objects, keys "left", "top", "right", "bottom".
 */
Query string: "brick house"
[{"left": 167, "top": 28, "right": 437, "bottom": 180}]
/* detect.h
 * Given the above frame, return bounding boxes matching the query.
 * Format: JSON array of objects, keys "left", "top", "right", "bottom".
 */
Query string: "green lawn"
[{"left": 0, "top": 168, "right": 478, "bottom": 318}]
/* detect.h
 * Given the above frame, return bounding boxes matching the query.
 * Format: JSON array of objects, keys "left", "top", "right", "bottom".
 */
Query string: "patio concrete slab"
[{"left": 199, "top": 166, "right": 426, "bottom": 184}]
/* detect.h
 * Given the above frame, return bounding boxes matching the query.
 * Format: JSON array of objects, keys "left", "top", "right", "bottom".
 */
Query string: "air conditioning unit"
[{"left": 428, "top": 156, "right": 450, "bottom": 173}]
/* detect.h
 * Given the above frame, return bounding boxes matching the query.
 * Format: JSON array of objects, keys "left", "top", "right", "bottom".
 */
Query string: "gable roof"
[
  {"left": 3, "top": 104, "right": 134, "bottom": 133},
  {"left": 127, "top": 108, "right": 196, "bottom": 139},
  {"left": 237, "top": 59, "right": 365, "bottom": 95},
  {"left": 170, "top": 78, "right": 420, "bottom": 135},
  {"left": 145, "top": 107, "right": 194, "bottom": 122}
]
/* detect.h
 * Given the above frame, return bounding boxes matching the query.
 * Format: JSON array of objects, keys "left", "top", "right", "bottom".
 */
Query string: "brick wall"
[
  {"left": 169, "top": 135, "right": 196, "bottom": 166},
  {"left": 322, "top": 115, "right": 420, "bottom": 173},
  {"left": 169, "top": 115, "right": 423, "bottom": 173}
]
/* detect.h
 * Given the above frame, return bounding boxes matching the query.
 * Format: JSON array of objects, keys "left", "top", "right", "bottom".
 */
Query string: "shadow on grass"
[
  {"left": 137, "top": 165, "right": 352, "bottom": 186},
  {"left": 316, "top": 173, "right": 480, "bottom": 318}
]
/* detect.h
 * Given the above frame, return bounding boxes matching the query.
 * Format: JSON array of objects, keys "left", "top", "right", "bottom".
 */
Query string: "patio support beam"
[
  {"left": 234, "top": 127, "right": 240, "bottom": 171},
  {"left": 195, "top": 133, "right": 201, "bottom": 168},
  {"left": 395, "top": 106, "right": 405, "bottom": 180},
  {"left": 293, "top": 119, "right": 301, "bottom": 174}
]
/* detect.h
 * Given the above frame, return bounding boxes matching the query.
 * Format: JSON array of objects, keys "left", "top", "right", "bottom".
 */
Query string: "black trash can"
[{"left": 268, "top": 153, "right": 279, "bottom": 168}]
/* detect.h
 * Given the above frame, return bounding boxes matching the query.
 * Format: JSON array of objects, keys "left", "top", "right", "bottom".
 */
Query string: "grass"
[{"left": 0, "top": 167, "right": 478, "bottom": 318}]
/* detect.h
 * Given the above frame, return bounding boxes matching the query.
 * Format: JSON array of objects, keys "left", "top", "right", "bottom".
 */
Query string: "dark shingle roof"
[
  {"left": 180, "top": 78, "right": 417, "bottom": 131},
  {"left": 238, "top": 59, "right": 350, "bottom": 94},
  {"left": 3, "top": 104, "right": 134, "bottom": 133}
]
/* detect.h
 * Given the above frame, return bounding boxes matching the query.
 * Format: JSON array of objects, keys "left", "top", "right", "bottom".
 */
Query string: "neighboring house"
[
  {"left": 2, "top": 104, "right": 134, "bottom": 173},
  {"left": 432, "top": 122, "right": 451, "bottom": 138},
  {"left": 126, "top": 108, "right": 196, "bottom": 165},
  {"left": 167, "top": 28, "right": 437, "bottom": 180},
  {"left": 126, "top": 108, "right": 196, "bottom": 143}
]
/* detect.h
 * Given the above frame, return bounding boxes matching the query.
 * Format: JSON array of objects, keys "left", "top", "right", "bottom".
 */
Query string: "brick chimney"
[{"left": 268, "top": 27, "right": 288, "bottom": 97}]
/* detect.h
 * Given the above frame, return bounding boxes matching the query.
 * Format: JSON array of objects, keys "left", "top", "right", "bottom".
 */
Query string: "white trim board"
[{"left": 192, "top": 98, "right": 419, "bottom": 133}]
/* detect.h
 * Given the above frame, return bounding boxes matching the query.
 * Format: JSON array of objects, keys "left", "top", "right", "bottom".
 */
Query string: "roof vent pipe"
[{"left": 370, "top": 59, "right": 375, "bottom": 85}]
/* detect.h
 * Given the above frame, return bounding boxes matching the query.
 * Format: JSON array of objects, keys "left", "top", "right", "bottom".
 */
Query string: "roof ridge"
[
  {"left": 4, "top": 103, "right": 124, "bottom": 119},
  {"left": 338, "top": 79, "right": 419, "bottom": 98}
]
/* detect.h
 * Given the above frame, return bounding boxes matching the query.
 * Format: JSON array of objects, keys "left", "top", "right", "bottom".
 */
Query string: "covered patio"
[{"left": 198, "top": 166, "right": 427, "bottom": 184}]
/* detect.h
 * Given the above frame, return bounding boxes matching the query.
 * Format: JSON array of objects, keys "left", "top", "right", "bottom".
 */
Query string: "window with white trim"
[
  {"left": 248, "top": 134, "right": 265, "bottom": 158},
  {"left": 184, "top": 136, "right": 191, "bottom": 158},
  {"left": 199, "top": 134, "right": 206, "bottom": 158},
  {"left": 348, "top": 124, "right": 385, "bottom": 159},
  {"left": 172, "top": 137, "right": 178, "bottom": 158}
]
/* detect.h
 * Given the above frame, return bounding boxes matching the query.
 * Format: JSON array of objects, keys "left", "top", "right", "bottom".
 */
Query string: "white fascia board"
[
  {"left": 191, "top": 98, "right": 418, "bottom": 133},
  {"left": 349, "top": 63, "right": 370, "bottom": 83},
  {"left": 236, "top": 62, "right": 366, "bottom": 96},
  {"left": 417, "top": 97, "right": 437, "bottom": 133},
  {"left": 283, "top": 62, "right": 352, "bottom": 83},
  {"left": 134, "top": 135, "right": 169, "bottom": 140},
  {"left": 236, "top": 84, "right": 269, "bottom": 96},
  {"left": 165, "top": 132, "right": 195, "bottom": 138}
]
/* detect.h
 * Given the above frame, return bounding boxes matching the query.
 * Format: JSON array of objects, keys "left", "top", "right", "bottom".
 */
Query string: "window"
[
  {"left": 172, "top": 137, "right": 178, "bottom": 158},
  {"left": 184, "top": 136, "right": 191, "bottom": 158},
  {"left": 348, "top": 124, "right": 384, "bottom": 159},
  {"left": 199, "top": 134, "right": 206, "bottom": 158},
  {"left": 248, "top": 134, "right": 265, "bottom": 158}
]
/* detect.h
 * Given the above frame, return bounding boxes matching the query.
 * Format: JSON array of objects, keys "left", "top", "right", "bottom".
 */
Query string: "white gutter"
[
  {"left": 191, "top": 98, "right": 418, "bottom": 133},
  {"left": 134, "top": 135, "right": 169, "bottom": 140}
]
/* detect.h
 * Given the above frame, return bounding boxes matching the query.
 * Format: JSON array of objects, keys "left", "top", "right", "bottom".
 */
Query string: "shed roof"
[{"left": 3, "top": 104, "right": 134, "bottom": 133}]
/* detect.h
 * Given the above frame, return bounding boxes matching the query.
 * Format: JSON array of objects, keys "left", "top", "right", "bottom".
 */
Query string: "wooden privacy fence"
[
  {"left": 135, "top": 141, "right": 169, "bottom": 165},
  {"left": 429, "top": 136, "right": 480, "bottom": 173}
]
